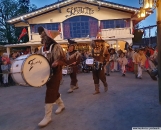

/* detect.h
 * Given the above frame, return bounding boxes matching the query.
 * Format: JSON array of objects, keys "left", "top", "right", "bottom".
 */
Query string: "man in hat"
[
  {"left": 91, "top": 35, "right": 109, "bottom": 94},
  {"left": 66, "top": 39, "right": 81, "bottom": 93},
  {"left": 37, "top": 26, "right": 66, "bottom": 127}
]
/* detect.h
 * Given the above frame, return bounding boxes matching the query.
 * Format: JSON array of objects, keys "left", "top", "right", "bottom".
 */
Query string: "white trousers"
[
  {"left": 3, "top": 74, "right": 8, "bottom": 83},
  {"left": 114, "top": 61, "right": 118, "bottom": 71},
  {"left": 138, "top": 65, "right": 142, "bottom": 77},
  {"left": 121, "top": 65, "right": 126, "bottom": 74}
]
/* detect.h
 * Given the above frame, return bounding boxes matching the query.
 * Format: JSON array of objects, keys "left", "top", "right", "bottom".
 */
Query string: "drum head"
[
  {"left": 22, "top": 54, "right": 50, "bottom": 87},
  {"left": 15, "top": 54, "right": 30, "bottom": 60}
]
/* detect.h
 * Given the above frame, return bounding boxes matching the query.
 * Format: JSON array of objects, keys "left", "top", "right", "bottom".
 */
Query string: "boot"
[
  {"left": 103, "top": 82, "right": 108, "bottom": 92},
  {"left": 93, "top": 84, "right": 100, "bottom": 95},
  {"left": 67, "top": 85, "right": 74, "bottom": 93},
  {"left": 6, "top": 83, "right": 9, "bottom": 87},
  {"left": 38, "top": 104, "right": 53, "bottom": 127},
  {"left": 73, "top": 83, "right": 79, "bottom": 90},
  {"left": 55, "top": 96, "right": 65, "bottom": 114},
  {"left": 60, "top": 79, "right": 64, "bottom": 85},
  {"left": 104, "top": 86, "right": 108, "bottom": 92}
]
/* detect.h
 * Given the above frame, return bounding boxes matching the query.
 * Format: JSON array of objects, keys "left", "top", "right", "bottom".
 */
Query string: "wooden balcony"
[
  {"left": 101, "top": 28, "right": 133, "bottom": 39},
  {"left": 30, "top": 33, "right": 63, "bottom": 42}
]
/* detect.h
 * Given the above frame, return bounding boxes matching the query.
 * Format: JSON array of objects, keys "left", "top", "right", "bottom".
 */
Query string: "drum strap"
[
  {"left": 41, "top": 43, "right": 57, "bottom": 58},
  {"left": 67, "top": 53, "right": 70, "bottom": 60},
  {"left": 50, "top": 43, "right": 58, "bottom": 76},
  {"left": 50, "top": 43, "right": 57, "bottom": 64}
]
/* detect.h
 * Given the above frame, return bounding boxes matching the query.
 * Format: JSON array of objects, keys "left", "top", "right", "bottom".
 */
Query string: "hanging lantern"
[
  {"left": 143, "top": 0, "right": 154, "bottom": 9},
  {"left": 148, "top": 0, "right": 154, "bottom": 8},
  {"left": 140, "top": 7, "right": 146, "bottom": 17}
]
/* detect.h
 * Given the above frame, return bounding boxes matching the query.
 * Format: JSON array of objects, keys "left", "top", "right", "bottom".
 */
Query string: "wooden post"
[
  {"left": 6, "top": 47, "right": 10, "bottom": 55},
  {"left": 156, "top": 0, "right": 161, "bottom": 103}
]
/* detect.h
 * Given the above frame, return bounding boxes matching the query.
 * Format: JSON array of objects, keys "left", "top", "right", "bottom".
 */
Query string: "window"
[
  {"left": 101, "top": 19, "right": 130, "bottom": 29},
  {"left": 30, "top": 23, "right": 59, "bottom": 33},
  {"left": 63, "top": 16, "right": 98, "bottom": 39}
]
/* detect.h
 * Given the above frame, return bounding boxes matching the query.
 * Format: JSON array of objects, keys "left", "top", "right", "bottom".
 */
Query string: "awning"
[{"left": 4, "top": 41, "right": 42, "bottom": 48}]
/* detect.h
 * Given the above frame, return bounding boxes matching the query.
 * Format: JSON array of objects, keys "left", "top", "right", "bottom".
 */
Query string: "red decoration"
[{"left": 18, "top": 28, "right": 27, "bottom": 41}]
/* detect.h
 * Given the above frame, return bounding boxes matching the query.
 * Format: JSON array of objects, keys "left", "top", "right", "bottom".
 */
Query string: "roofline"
[{"left": 6, "top": 0, "right": 140, "bottom": 24}]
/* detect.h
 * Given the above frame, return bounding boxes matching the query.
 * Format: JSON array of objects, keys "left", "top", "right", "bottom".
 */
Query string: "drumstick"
[
  {"left": 67, "top": 63, "right": 74, "bottom": 67},
  {"left": 0, "top": 72, "right": 10, "bottom": 74},
  {"left": 0, "top": 72, "right": 21, "bottom": 74}
]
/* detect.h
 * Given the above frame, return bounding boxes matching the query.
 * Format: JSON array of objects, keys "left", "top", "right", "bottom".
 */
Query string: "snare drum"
[
  {"left": 85, "top": 58, "right": 94, "bottom": 66},
  {"left": 62, "top": 66, "right": 73, "bottom": 75},
  {"left": 10, "top": 54, "right": 51, "bottom": 87}
]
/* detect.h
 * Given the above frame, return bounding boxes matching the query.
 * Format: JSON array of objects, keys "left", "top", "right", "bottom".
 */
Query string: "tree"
[
  {"left": 0, "top": 0, "right": 18, "bottom": 44},
  {"left": 0, "top": 0, "right": 37, "bottom": 45}
]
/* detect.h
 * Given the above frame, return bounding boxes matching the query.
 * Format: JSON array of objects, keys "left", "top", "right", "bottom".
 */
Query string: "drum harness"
[
  {"left": 65, "top": 51, "right": 78, "bottom": 69},
  {"left": 92, "top": 47, "right": 106, "bottom": 71},
  {"left": 41, "top": 43, "right": 57, "bottom": 78},
  {"left": 62, "top": 53, "right": 75, "bottom": 74}
]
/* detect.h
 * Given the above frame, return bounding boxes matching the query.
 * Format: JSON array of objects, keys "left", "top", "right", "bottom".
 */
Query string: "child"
[
  {"left": 137, "top": 48, "right": 146, "bottom": 79},
  {"left": 133, "top": 49, "right": 139, "bottom": 78},
  {"left": 1, "top": 61, "right": 9, "bottom": 86},
  {"left": 117, "top": 52, "right": 128, "bottom": 76}
]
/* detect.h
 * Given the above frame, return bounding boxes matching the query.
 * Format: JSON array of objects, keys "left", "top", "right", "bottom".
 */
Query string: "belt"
[{"left": 93, "top": 61, "right": 103, "bottom": 70}]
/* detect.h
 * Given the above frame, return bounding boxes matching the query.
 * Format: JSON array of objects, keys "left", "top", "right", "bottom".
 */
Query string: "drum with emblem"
[{"left": 10, "top": 54, "right": 51, "bottom": 87}]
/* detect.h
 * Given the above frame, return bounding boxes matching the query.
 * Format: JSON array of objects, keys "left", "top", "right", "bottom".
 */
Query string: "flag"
[{"left": 18, "top": 28, "right": 27, "bottom": 41}]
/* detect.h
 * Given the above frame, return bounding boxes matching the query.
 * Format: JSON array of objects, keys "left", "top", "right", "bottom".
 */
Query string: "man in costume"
[
  {"left": 37, "top": 26, "right": 66, "bottom": 127},
  {"left": 66, "top": 39, "right": 81, "bottom": 93},
  {"left": 91, "top": 34, "right": 110, "bottom": 94}
]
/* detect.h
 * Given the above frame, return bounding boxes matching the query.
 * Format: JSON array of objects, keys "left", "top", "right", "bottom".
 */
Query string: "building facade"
[{"left": 6, "top": 0, "right": 151, "bottom": 54}]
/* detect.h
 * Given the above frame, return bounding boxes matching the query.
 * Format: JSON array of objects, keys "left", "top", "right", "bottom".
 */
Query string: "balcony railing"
[
  {"left": 101, "top": 28, "right": 133, "bottom": 39},
  {"left": 30, "top": 28, "right": 133, "bottom": 42},
  {"left": 30, "top": 33, "right": 62, "bottom": 42}
]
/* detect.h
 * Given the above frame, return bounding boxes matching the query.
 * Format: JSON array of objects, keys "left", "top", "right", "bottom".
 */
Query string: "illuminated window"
[
  {"left": 30, "top": 23, "right": 59, "bottom": 33},
  {"left": 63, "top": 16, "right": 98, "bottom": 39},
  {"left": 101, "top": 19, "right": 130, "bottom": 29}
]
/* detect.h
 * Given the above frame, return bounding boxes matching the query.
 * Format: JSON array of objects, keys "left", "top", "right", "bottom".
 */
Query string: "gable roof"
[{"left": 6, "top": 0, "right": 142, "bottom": 24}]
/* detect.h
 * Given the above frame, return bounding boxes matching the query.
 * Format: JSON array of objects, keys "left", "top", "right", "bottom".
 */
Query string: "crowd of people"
[
  {"left": 0, "top": 48, "right": 32, "bottom": 87},
  {"left": 0, "top": 45, "right": 158, "bottom": 87},
  {"left": 80, "top": 46, "right": 158, "bottom": 80}
]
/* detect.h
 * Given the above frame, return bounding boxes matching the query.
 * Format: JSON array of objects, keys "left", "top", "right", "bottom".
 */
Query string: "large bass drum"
[{"left": 10, "top": 54, "right": 51, "bottom": 87}]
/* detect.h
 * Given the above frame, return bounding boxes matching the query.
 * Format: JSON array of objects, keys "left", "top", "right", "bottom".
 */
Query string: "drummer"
[
  {"left": 66, "top": 39, "right": 81, "bottom": 93},
  {"left": 37, "top": 26, "right": 66, "bottom": 127}
]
